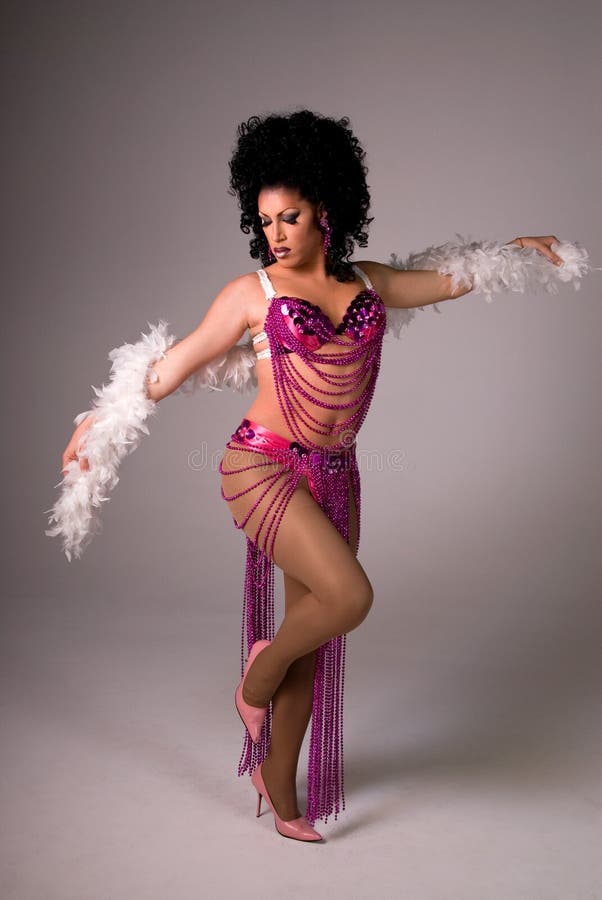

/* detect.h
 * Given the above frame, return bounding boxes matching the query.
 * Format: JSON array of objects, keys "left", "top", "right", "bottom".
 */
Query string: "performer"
[{"left": 46, "top": 109, "right": 595, "bottom": 842}]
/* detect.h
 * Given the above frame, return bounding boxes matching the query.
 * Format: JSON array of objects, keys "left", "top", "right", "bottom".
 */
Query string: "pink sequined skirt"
[{"left": 219, "top": 417, "right": 361, "bottom": 826}]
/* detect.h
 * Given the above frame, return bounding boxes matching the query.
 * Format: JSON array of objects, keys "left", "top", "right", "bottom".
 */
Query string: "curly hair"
[{"left": 227, "top": 109, "right": 374, "bottom": 283}]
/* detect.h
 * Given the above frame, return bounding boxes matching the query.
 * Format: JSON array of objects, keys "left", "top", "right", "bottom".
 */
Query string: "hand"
[
  {"left": 508, "top": 235, "right": 564, "bottom": 266},
  {"left": 61, "top": 414, "right": 95, "bottom": 476}
]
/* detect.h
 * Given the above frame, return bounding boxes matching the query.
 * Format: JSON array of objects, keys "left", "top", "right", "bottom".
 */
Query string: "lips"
[{"left": 273, "top": 247, "right": 290, "bottom": 256}]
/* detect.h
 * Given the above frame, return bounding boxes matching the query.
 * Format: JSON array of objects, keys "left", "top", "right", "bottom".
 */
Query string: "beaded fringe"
[{"left": 235, "top": 451, "right": 360, "bottom": 826}]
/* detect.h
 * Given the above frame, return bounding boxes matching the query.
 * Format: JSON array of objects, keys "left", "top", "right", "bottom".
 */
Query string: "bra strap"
[
  {"left": 256, "top": 268, "right": 278, "bottom": 299},
  {"left": 352, "top": 264, "right": 374, "bottom": 291}
]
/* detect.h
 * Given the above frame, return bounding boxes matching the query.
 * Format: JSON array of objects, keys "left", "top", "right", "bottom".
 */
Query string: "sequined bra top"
[
  {"left": 249, "top": 264, "right": 387, "bottom": 451},
  {"left": 251, "top": 264, "right": 385, "bottom": 358}
]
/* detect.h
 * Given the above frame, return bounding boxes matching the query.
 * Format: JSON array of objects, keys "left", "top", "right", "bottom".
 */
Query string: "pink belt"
[{"left": 229, "top": 418, "right": 355, "bottom": 501}]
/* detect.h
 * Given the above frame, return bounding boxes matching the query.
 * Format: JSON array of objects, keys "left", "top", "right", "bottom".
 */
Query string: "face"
[{"left": 257, "top": 185, "right": 325, "bottom": 268}]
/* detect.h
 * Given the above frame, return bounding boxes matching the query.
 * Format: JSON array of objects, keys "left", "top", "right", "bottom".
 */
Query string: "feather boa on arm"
[
  {"left": 383, "top": 234, "right": 597, "bottom": 338},
  {"left": 44, "top": 321, "right": 258, "bottom": 561}
]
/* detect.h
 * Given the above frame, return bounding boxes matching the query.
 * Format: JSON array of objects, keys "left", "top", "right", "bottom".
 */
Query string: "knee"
[{"left": 339, "top": 577, "right": 374, "bottom": 632}]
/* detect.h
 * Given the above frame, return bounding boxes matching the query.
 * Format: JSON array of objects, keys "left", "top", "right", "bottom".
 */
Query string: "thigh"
[
  {"left": 283, "top": 469, "right": 359, "bottom": 612},
  {"left": 219, "top": 443, "right": 290, "bottom": 544},
  {"left": 221, "top": 442, "right": 369, "bottom": 602},
  {"left": 269, "top": 474, "right": 370, "bottom": 606}
]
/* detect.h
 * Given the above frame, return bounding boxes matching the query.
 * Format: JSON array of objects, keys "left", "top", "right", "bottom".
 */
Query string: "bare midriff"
[{"left": 242, "top": 340, "right": 373, "bottom": 448}]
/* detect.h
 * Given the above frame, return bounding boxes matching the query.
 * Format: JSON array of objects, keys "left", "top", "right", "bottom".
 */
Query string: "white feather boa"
[
  {"left": 46, "top": 236, "right": 597, "bottom": 560},
  {"left": 44, "top": 319, "right": 259, "bottom": 561},
  {"left": 383, "top": 235, "right": 595, "bottom": 338}
]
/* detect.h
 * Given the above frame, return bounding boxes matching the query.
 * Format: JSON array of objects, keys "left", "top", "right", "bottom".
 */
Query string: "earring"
[
  {"left": 319, "top": 212, "right": 332, "bottom": 255},
  {"left": 267, "top": 244, "right": 275, "bottom": 262}
]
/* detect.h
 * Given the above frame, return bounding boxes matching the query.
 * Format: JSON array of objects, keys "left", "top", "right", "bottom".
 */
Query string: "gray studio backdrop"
[
  {"left": 10, "top": 0, "right": 598, "bottom": 612},
  {"left": 3, "top": 0, "right": 601, "bottom": 896}
]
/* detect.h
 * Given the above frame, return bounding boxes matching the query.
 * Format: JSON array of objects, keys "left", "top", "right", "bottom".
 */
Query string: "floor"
[{"left": 2, "top": 598, "right": 601, "bottom": 900}]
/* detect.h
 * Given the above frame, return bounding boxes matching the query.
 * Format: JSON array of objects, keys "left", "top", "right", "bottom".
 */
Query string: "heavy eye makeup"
[{"left": 259, "top": 213, "right": 299, "bottom": 227}]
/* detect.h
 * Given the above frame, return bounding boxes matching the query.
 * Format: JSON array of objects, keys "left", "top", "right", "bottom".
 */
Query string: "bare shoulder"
[
  {"left": 220, "top": 270, "right": 262, "bottom": 299},
  {"left": 212, "top": 270, "right": 265, "bottom": 331}
]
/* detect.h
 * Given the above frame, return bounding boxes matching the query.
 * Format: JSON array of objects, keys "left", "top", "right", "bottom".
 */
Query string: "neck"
[{"left": 270, "top": 256, "right": 330, "bottom": 283}]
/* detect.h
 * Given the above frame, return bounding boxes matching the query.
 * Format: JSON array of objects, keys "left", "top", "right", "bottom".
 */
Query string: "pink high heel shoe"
[
  {"left": 251, "top": 761, "right": 323, "bottom": 842},
  {"left": 235, "top": 639, "right": 271, "bottom": 743}
]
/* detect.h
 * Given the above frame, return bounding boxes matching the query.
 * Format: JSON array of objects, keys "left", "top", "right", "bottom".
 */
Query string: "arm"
[
  {"left": 145, "top": 276, "right": 251, "bottom": 401},
  {"left": 47, "top": 277, "right": 255, "bottom": 561},
  {"left": 358, "top": 261, "right": 472, "bottom": 309},
  {"left": 357, "top": 234, "right": 593, "bottom": 339},
  {"left": 360, "top": 235, "right": 574, "bottom": 311}
]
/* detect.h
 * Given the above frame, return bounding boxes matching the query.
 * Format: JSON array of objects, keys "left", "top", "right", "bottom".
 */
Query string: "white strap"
[
  {"left": 256, "top": 268, "right": 277, "bottom": 299},
  {"left": 252, "top": 330, "right": 268, "bottom": 345},
  {"left": 352, "top": 264, "right": 374, "bottom": 291},
  {"left": 255, "top": 347, "right": 271, "bottom": 360}
]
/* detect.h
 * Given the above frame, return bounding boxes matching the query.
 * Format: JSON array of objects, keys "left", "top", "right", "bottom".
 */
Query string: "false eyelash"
[{"left": 260, "top": 217, "right": 298, "bottom": 227}]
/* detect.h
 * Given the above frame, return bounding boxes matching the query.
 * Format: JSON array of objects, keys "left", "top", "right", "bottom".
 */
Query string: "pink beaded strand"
[{"left": 264, "top": 290, "right": 385, "bottom": 450}]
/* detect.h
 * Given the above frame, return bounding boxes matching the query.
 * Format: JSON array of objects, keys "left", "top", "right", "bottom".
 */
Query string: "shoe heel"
[
  {"left": 255, "top": 791, "right": 262, "bottom": 817},
  {"left": 250, "top": 761, "right": 322, "bottom": 842}
]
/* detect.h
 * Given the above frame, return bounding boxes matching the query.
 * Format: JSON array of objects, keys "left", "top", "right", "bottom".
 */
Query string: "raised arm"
[
  {"left": 360, "top": 260, "right": 471, "bottom": 309},
  {"left": 357, "top": 234, "right": 593, "bottom": 339},
  {"left": 360, "top": 235, "right": 571, "bottom": 311}
]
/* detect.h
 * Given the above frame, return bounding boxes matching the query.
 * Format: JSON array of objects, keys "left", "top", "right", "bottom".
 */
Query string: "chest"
[{"left": 253, "top": 289, "right": 385, "bottom": 359}]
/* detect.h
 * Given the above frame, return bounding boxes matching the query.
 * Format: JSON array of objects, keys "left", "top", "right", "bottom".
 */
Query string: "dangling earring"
[
  {"left": 319, "top": 212, "right": 332, "bottom": 256},
  {"left": 267, "top": 244, "right": 275, "bottom": 262}
]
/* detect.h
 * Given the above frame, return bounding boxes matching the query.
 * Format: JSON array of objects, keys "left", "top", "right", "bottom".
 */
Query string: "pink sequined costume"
[{"left": 219, "top": 263, "right": 386, "bottom": 826}]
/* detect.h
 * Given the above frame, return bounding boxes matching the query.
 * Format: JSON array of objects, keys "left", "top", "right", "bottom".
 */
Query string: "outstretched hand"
[
  {"left": 507, "top": 235, "right": 564, "bottom": 266},
  {"left": 61, "top": 415, "right": 95, "bottom": 476}
]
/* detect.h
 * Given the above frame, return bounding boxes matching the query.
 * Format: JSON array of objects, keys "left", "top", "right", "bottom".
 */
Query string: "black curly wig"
[{"left": 227, "top": 109, "right": 374, "bottom": 283}]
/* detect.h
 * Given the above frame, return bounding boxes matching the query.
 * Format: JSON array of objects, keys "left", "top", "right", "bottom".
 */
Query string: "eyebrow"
[{"left": 258, "top": 207, "right": 300, "bottom": 218}]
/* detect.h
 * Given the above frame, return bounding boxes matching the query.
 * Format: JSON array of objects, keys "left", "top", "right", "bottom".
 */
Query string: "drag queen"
[{"left": 46, "top": 109, "right": 594, "bottom": 842}]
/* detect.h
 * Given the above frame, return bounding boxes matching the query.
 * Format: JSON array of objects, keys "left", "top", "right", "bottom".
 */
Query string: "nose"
[{"left": 271, "top": 221, "right": 286, "bottom": 244}]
